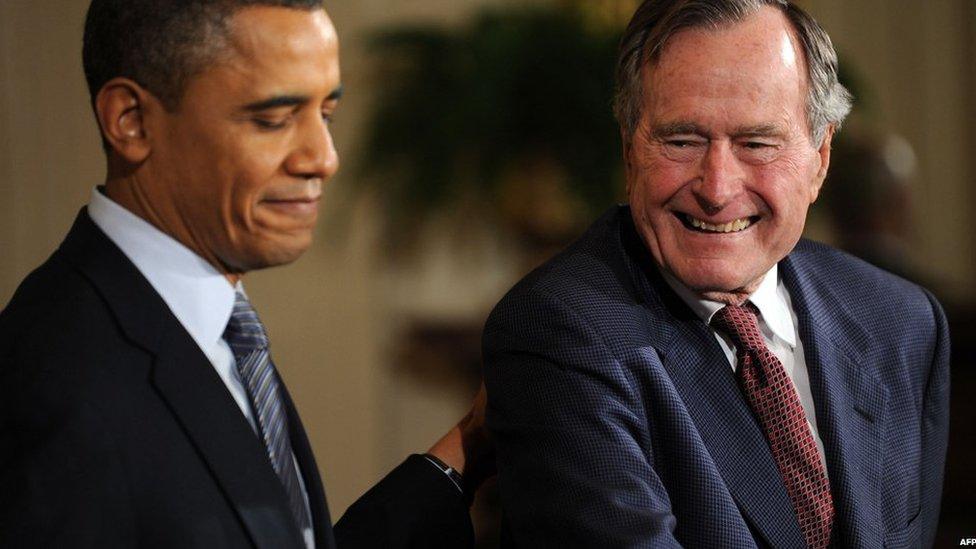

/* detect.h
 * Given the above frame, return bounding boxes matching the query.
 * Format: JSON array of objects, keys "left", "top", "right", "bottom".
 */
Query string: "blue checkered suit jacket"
[{"left": 483, "top": 205, "right": 949, "bottom": 548}]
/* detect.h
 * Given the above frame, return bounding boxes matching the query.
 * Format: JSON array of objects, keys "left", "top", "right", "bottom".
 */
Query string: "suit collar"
[
  {"left": 58, "top": 208, "right": 170, "bottom": 353},
  {"left": 58, "top": 209, "right": 310, "bottom": 549},
  {"left": 87, "top": 186, "right": 236, "bottom": 362}
]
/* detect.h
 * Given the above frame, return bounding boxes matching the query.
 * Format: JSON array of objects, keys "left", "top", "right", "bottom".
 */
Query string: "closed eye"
[
  {"left": 665, "top": 139, "right": 706, "bottom": 148},
  {"left": 253, "top": 117, "right": 290, "bottom": 130},
  {"left": 736, "top": 139, "right": 782, "bottom": 164}
]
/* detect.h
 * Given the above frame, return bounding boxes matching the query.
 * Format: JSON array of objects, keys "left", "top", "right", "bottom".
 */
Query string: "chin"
[
  {"left": 268, "top": 245, "right": 311, "bottom": 267},
  {"left": 670, "top": 262, "right": 759, "bottom": 296},
  {"left": 239, "top": 239, "right": 312, "bottom": 271}
]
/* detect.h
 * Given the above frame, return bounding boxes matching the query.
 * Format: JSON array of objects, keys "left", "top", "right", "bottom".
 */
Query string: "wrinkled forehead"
[{"left": 645, "top": 7, "right": 809, "bottom": 103}]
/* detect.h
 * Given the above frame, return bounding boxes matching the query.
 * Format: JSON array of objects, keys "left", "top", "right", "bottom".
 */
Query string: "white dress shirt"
[
  {"left": 88, "top": 187, "right": 315, "bottom": 548},
  {"left": 660, "top": 265, "right": 827, "bottom": 469}
]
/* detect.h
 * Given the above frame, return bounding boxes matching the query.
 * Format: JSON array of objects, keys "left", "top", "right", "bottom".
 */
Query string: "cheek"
[
  {"left": 626, "top": 135, "right": 688, "bottom": 207},
  {"left": 753, "top": 160, "right": 819, "bottom": 216},
  {"left": 626, "top": 173, "right": 654, "bottom": 224},
  {"left": 173, "top": 129, "right": 236, "bottom": 197},
  {"left": 780, "top": 149, "right": 821, "bottom": 200},
  {"left": 631, "top": 165, "right": 686, "bottom": 215},
  {"left": 225, "top": 146, "right": 279, "bottom": 203}
]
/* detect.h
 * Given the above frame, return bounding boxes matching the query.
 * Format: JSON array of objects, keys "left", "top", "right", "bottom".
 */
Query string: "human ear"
[
  {"left": 809, "top": 124, "right": 835, "bottom": 202},
  {"left": 622, "top": 130, "right": 635, "bottom": 195},
  {"left": 94, "top": 78, "right": 153, "bottom": 164}
]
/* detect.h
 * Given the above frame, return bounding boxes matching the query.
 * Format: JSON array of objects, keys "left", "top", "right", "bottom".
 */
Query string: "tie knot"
[
  {"left": 711, "top": 303, "right": 764, "bottom": 353},
  {"left": 224, "top": 291, "right": 269, "bottom": 357}
]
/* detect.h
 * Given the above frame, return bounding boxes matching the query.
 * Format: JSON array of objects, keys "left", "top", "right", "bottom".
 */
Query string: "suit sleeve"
[
  {"left": 918, "top": 290, "right": 950, "bottom": 547},
  {"left": 483, "top": 288, "right": 682, "bottom": 548},
  {"left": 333, "top": 454, "right": 474, "bottom": 548}
]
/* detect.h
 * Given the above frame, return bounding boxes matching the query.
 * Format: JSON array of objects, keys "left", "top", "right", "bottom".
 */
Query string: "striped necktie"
[
  {"left": 712, "top": 303, "right": 834, "bottom": 549},
  {"left": 224, "top": 291, "right": 312, "bottom": 536}
]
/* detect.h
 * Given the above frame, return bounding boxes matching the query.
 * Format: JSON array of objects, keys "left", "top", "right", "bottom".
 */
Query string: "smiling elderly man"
[{"left": 483, "top": 1, "right": 949, "bottom": 547}]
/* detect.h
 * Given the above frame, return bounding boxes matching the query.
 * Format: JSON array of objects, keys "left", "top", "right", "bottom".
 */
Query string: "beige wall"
[
  {"left": 1, "top": 0, "right": 104, "bottom": 298},
  {"left": 805, "top": 0, "right": 976, "bottom": 301},
  {"left": 1, "top": 0, "right": 973, "bottom": 519}
]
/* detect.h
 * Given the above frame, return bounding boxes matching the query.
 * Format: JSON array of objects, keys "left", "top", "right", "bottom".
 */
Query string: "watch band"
[{"left": 422, "top": 453, "right": 466, "bottom": 499}]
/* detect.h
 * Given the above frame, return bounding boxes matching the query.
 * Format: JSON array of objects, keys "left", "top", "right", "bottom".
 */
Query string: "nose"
[
  {"left": 286, "top": 116, "right": 340, "bottom": 180},
  {"left": 692, "top": 140, "right": 745, "bottom": 213}
]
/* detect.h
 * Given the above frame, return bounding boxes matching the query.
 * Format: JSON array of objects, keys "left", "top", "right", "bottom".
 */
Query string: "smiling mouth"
[{"left": 677, "top": 213, "right": 759, "bottom": 234}]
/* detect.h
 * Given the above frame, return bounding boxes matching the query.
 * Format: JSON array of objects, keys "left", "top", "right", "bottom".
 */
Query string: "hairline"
[
  {"left": 615, "top": 1, "right": 849, "bottom": 148},
  {"left": 643, "top": 12, "right": 812, "bottom": 138},
  {"left": 83, "top": 1, "right": 325, "bottom": 113},
  {"left": 162, "top": 4, "right": 327, "bottom": 112}
]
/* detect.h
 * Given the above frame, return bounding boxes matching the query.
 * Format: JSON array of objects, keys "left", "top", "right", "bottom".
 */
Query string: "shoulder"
[
  {"left": 490, "top": 206, "right": 637, "bottom": 317},
  {"left": 0, "top": 249, "right": 148, "bottom": 417},
  {"left": 788, "top": 239, "right": 941, "bottom": 317},
  {"left": 786, "top": 240, "right": 947, "bottom": 357},
  {"left": 2, "top": 249, "right": 119, "bottom": 350},
  {"left": 485, "top": 206, "right": 643, "bottom": 345}
]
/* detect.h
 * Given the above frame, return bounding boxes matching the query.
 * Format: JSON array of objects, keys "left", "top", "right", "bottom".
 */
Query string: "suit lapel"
[
  {"left": 657, "top": 327, "right": 806, "bottom": 547},
  {"left": 151, "top": 329, "right": 307, "bottom": 549},
  {"left": 781, "top": 250, "right": 885, "bottom": 548},
  {"left": 59, "top": 210, "right": 306, "bottom": 549},
  {"left": 280, "top": 383, "right": 336, "bottom": 549},
  {"left": 620, "top": 217, "right": 805, "bottom": 548}
]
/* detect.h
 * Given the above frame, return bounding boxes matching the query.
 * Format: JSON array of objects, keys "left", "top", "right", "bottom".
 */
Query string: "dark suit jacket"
[
  {"left": 484, "top": 205, "right": 949, "bottom": 548},
  {"left": 0, "top": 210, "right": 472, "bottom": 548}
]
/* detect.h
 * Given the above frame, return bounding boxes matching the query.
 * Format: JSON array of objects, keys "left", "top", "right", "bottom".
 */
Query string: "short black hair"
[{"left": 83, "top": 0, "right": 324, "bottom": 110}]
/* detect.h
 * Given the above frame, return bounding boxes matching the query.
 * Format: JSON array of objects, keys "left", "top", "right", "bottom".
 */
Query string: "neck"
[
  {"left": 697, "top": 287, "right": 757, "bottom": 306},
  {"left": 103, "top": 174, "right": 239, "bottom": 288}
]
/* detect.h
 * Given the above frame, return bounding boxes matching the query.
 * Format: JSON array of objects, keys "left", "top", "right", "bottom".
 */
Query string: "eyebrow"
[
  {"left": 733, "top": 123, "right": 785, "bottom": 138},
  {"left": 241, "top": 85, "right": 344, "bottom": 112},
  {"left": 650, "top": 122, "right": 787, "bottom": 139},
  {"left": 242, "top": 95, "right": 308, "bottom": 111},
  {"left": 651, "top": 122, "right": 706, "bottom": 138}
]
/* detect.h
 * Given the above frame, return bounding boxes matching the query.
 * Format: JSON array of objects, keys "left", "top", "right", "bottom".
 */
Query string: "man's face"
[
  {"left": 142, "top": 6, "right": 341, "bottom": 274},
  {"left": 625, "top": 7, "right": 831, "bottom": 302}
]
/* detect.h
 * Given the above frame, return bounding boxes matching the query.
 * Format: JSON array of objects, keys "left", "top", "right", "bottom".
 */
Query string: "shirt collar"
[
  {"left": 660, "top": 263, "right": 797, "bottom": 348},
  {"left": 748, "top": 264, "right": 797, "bottom": 347},
  {"left": 87, "top": 187, "right": 237, "bottom": 359}
]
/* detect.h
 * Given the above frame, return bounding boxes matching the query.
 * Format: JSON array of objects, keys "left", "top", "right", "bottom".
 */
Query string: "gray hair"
[{"left": 613, "top": 0, "right": 852, "bottom": 146}]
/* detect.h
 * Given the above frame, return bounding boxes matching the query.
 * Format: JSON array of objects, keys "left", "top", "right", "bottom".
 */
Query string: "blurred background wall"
[{"left": 1, "top": 0, "right": 973, "bottom": 545}]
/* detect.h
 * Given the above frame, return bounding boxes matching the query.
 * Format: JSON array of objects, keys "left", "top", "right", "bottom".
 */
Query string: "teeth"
[{"left": 686, "top": 215, "right": 753, "bottom": 233}]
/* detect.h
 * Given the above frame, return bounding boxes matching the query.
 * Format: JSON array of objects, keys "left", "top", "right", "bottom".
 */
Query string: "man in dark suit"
[
  {"left": 484, "top": 1, "right": 949, "bottom": 547},
  {"left": 0, "top": 1, "right": 488, "bottom": 547}
]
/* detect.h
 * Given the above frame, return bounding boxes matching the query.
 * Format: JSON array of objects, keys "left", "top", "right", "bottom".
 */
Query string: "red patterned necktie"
[{"left": 712, "top": 303, "right": 834, "bottom": 549}]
